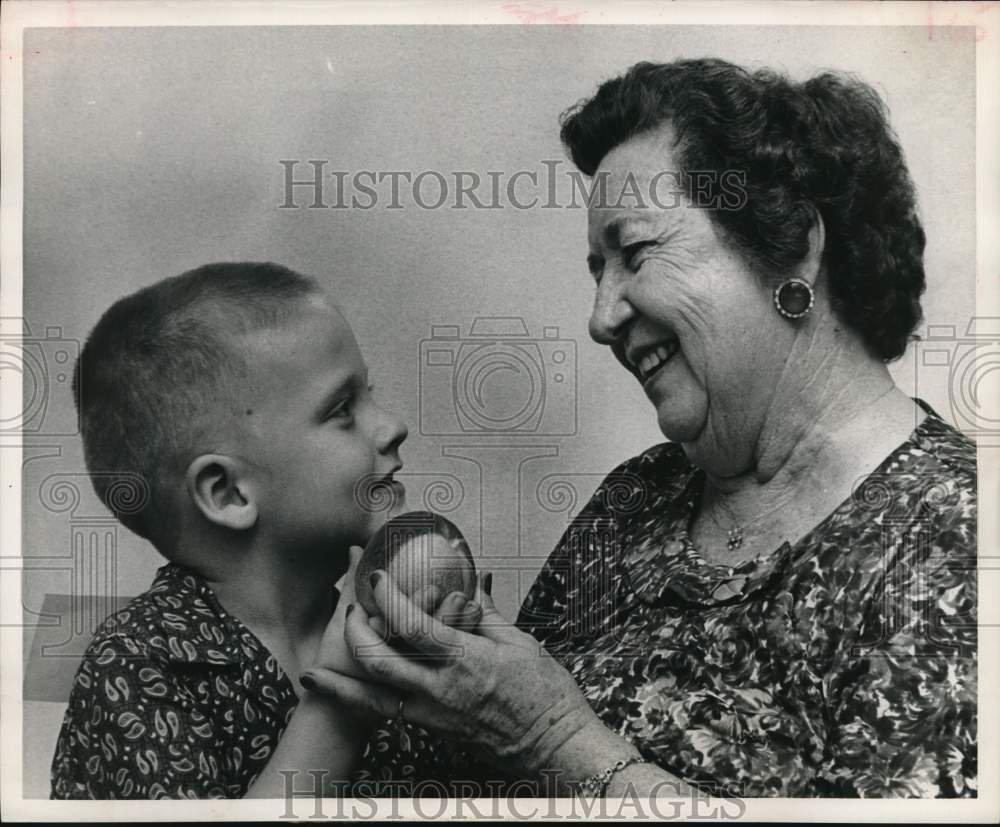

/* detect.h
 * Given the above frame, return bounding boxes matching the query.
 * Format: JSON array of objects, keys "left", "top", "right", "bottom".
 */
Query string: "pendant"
[{"left": 726, "top": 526, "right": 743, "bottom": 550}]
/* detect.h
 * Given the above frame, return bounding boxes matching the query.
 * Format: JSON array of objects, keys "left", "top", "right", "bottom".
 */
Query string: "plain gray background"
[{"left": 19, "top": 25, "right": 975, "bottom": 797}]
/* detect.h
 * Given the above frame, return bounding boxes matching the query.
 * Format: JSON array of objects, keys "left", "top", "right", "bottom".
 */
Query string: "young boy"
[{"left": 50, "top": 262, "right": 474, "bottom": 799}]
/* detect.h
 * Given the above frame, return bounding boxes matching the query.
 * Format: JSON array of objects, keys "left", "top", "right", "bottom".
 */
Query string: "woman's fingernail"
[
  {"left": 300, "top": 673, "right": 316, "bottom": 691},
  {"left": 484, "top": 572, "right": 493, "bottom": 596},
  {"left": 346, "top": 603, "right": 354, "bottom": 617},
  {"left": 370, "top": 571, "right": 382, "bottom": 589}
]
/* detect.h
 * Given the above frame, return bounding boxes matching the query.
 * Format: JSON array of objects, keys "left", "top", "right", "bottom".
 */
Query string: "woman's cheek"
[
  {"left": 670, "top": 324, "right": 707, "bottom": 391},
  {"left": 653, "top": 358, "right": 710, "bottom": 443}
]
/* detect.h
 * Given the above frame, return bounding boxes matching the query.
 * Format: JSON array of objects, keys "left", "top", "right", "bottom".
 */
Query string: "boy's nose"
[{"left": 377, "top": 411, "right": 408, "bottom": 453}]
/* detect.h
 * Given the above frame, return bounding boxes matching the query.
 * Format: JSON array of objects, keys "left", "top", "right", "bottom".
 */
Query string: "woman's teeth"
[{"left": 638, "top": 343, "right": 676, "bottom": 380}]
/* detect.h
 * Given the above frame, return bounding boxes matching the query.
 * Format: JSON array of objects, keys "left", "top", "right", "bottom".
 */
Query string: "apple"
[{"left": 354, "top": 510, "right": 477, "bottom": 618}]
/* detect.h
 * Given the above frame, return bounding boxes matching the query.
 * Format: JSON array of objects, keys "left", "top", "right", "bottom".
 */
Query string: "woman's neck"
[
  {"left": 689, "top": 319, "right": 923, "bottom": 564},
  {"left": 704, "top": 299, "right": 910, "bottom": 482}
]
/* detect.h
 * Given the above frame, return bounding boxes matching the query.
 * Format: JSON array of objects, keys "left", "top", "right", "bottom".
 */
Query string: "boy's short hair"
[{"left": 74, "top": 262, "right": 321, "bottom": 553}]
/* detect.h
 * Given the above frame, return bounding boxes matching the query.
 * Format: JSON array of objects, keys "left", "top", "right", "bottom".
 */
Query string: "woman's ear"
[
  {"left": 798, "top": 209, "right": 827, "bottom": 284},
  {"left": 186, "top": 454, "right": 258, "bottom": 531}
]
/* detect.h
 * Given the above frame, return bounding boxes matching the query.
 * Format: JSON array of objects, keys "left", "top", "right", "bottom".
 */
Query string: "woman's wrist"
[
  {"left": 573, "top": 754, "right": 647, "bottom": 797},
  {"left": 541, "top": 714, "right": 641, "bottom": 794},
  {"left": 552, "top": 721, "right": 690, "bottom": 798},
  {"left": 606, "top": 761, "right": 689, "bottom": 798}
]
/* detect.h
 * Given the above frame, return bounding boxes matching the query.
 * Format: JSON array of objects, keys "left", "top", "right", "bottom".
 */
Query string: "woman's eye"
[{"left": 623, "top": 241, "right": 654, "bottom": 268}]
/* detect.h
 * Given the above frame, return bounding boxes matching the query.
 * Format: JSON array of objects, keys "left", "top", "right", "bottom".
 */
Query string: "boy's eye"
[
  {"left": 326, "top": 397, "right": 354, "bottom": 420},
  {"left": 324, "top": 381, "right": 373, "bottom": 421}
]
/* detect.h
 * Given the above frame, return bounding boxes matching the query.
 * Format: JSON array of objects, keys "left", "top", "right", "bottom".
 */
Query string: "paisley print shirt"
[
  {"left": 516, "top": 403, "right": 977, "bottom": 797},
  {"left": 50, "top": 565, "right": 303, "bottom": 798},
  {"left": 49, "top": 564, "right": 439, "bottom": 798}
]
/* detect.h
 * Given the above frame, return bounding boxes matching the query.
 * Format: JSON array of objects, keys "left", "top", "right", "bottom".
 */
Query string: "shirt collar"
[
  {"left": 144, "top": 564, "right": 300, "bottom": 713},
  {"left": 143, "top": 564, "right": 257, "bottom": 667}
]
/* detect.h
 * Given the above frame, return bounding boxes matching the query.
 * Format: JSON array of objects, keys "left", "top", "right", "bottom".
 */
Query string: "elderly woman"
[{"left": 306, "top": 58, "right": 977, "bottom": 798}]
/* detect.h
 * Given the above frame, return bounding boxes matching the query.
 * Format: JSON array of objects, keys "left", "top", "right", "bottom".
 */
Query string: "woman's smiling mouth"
[{"left": 631, "top": 340, "right": 679, "bottom": 384}]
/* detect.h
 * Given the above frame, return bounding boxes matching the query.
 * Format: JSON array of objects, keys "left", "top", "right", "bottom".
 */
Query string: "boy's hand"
[{"left": 313, "top": 546, "right": 366, "bottom": 677}]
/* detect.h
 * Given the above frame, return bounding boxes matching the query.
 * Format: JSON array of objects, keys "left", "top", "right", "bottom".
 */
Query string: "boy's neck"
[{"left": 184, "top": 539, "right": 346, "bottom": 645}]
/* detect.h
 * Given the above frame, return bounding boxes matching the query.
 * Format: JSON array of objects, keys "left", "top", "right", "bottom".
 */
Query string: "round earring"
[{"left": 773, "top": 278, "right": 815, "bottom": 320}]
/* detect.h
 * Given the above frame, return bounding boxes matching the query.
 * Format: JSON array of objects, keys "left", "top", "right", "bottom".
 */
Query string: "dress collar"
[
  {"left": 622, "top": 468, "right": 794, "bottom": 608},
  {"left": 621, "top": 398, "right": 947, "bottom": 608}
]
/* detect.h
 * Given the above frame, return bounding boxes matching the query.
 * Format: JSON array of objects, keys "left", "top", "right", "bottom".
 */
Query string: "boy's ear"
[{"left": 186, "top": 454, "right": 258, "bottom": 531}]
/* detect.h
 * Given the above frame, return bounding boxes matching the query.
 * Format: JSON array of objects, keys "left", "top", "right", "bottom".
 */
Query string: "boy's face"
[{"left": 233, "top": 295, "right": 408, "bottom": 555}]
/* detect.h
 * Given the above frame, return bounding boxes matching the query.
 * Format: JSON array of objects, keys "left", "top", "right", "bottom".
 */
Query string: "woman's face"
[{"left": 586, "top": 126, "right": 793, "bottom": 471}]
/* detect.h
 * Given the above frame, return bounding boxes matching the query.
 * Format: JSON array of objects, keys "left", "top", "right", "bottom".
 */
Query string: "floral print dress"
[{"left": 516, "top": 402, "right": 977, "bottom": 797}]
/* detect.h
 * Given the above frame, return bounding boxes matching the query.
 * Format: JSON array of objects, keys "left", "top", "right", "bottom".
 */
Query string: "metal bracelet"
[{"left": 573, "top": 754, "right": 647, "bottom": 798}]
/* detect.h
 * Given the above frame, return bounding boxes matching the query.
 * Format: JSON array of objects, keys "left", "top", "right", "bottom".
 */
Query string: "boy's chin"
[
  {"left": 382, "top": 492, "right": 408, "bottom": 525},
  {"left": 384, "top": 481, "right": 407, "bottom": 518},
  {"left": 360, "top": 491, "right": 407, "bottom": 539}
]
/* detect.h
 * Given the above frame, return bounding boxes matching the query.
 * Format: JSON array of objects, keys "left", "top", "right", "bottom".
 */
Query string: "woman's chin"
[{"left": 654, "top": 401, "right": 705, "bottom": 445}]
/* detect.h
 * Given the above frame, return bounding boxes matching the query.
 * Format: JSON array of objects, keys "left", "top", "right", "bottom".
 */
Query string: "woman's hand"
[
  {"left": 312, "top": 547, "right": 483, "bottom": 679},
  {"left": 302, "top": 571, "right": 632, "bottom": 784}
]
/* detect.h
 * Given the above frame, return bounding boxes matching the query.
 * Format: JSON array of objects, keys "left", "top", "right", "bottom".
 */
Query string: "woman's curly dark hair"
[{"left": 560, "top": 58, "right": 926, "bottom": 361}]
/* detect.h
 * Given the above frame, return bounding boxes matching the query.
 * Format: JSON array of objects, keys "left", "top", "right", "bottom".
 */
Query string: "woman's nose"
[{"left": 588, "top": 275, "right": 634, "bottom": 345}]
